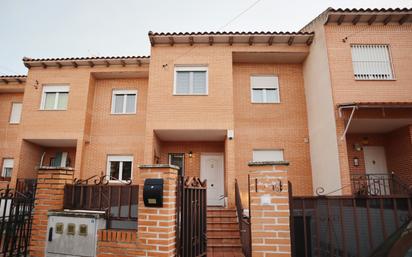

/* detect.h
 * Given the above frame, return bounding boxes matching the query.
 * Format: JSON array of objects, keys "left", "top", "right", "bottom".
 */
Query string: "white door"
[
  {"left": 363, "top": 146, "right": 390, "bottom": 195},
  {"left": 200, "top": 154, "right": 224, "bottom": 206}
]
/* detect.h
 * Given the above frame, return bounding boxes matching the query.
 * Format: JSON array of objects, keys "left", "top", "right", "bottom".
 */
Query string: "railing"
[
  {"left": 291, "top": 194, "right": 412, "bottom": 257},
  {"left": 235, "top": 178, "right": 251, "bottom": 257},
  {"left": 63, "top": 175, "right": 139, "bottom": 230},
  {"left": 351, "top": 173, "right": 412, "bottom": 196}
]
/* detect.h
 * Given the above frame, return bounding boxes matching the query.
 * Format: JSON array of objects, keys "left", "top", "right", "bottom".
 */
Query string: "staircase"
[{"left": 207, "top": 208, "right": 244, "bottom": 257}]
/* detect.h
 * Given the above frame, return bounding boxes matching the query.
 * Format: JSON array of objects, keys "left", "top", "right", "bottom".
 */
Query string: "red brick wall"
[
  {"left": 233, "top": 63, "right": 312, "bottom": 196},
  {"left": 386, "top": 125, "right": 412, "bottom": 185},
  {"left": 81, "top": 78, "right": 148, "bottom": 183},
  {"left": 0, "top": 92, "right": 23, "bottom": 182}
]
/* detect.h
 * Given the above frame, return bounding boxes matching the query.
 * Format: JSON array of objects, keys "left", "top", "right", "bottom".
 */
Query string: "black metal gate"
[
  {"left": 0, "top": 180, "right": 36, "bottom": 257},
  {"left": 176, "top": 176, "right": 207, "bottom": 257}
]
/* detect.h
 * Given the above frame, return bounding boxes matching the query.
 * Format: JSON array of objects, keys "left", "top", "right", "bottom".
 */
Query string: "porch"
[{"left": 338, "top": 102, "right": 412, "bottom": 196}]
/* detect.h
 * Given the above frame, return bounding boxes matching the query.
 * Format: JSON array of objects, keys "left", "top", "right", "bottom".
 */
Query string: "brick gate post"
[
  {"left": 248, "top": 162, "right": 292, "bottom": 257},
  {"left": 30, "top": 167, "right": 74, "bottom": 257}
]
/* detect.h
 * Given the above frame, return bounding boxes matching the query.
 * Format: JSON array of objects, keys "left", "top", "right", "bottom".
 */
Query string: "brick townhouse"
[{"left": 0, "top": 7, "right": 411, "bottom": 257}]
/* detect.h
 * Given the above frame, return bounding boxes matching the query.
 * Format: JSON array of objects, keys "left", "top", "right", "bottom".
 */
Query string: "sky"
[{"left": 0, "top": 0, "right": 411, "bottom": 75}]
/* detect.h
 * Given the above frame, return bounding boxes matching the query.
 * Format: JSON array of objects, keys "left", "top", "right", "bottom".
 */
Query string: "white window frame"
[
  {"left": 2, "top": 159, "right": 14, "bottom": 178},
  {"left": 351, "top": 44, "right": 394, "bottom": 80},
  {"left": 9, "top": 102, "right": 22, "bottom": 124},
  {"left": 252, "top": 149, "right": 284, "bottom": 162},
  {"left": 106, "top": 155, "right": 133, "bottom": 182},
  {"left": 111, "top": 90, "right": 138, "bottom": 114},
  {"left": 40, "top": 85, "right": 70, "bottom": 110},
  {"left": 250, "top": 75, "right": 280, "bottom": 104},
  {"left": 173, "top": 66, "right": 209, "bottom": 95}
]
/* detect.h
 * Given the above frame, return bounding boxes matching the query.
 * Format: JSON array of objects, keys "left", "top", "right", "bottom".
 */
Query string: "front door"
[
  {"left": 200, "top": 153, "right": 224, "bottom": 206},
  {"left": 364, "top": 146, "right": 390, "bottom": 195}
]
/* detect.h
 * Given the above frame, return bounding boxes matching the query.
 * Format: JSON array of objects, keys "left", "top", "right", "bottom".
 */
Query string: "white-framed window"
[
  {"left": 252, "top": 149, "right": 284, "bottom": 162},
  {"left": 9, "top": 103, "right": 22, "bottom": 124},
  {"left": 1, "top": 159, "right": 14, "bottom": 178},
  {"left": 106, "top": 155, "right": 133, "bottom": 181},
  {"left": 251, "top": 75, "right": 280, "bottom": 103},
  {"left": 111, "top": 90, "right": 137, "bottom": 114},
  {"left": 40, "top": 85, "right": 70, "bottom": 110},
  {"left": 351, "top": 44, "right": 394, "bottom": 80},
  {"left": 174, "top": 66, "right": 208, "bottom": 95}
]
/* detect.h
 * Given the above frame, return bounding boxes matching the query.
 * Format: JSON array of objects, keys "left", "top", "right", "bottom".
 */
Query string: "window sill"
[
  {"left": 8, "top": 122, "right": 20, "bottom": 125},
  {"left": 251, "top": 102, "right": 280, "bottom": 104},
  {"left": 173, "top": 94, "right": 208, "bottom": 96},
  {"left": 354, "top": 79, "right": 396, "bottom": 81},
  {"left": 38, "top": 109, "right": 68, "bottom": 111},
  {"left": 110, "top": 112, "right": 137, "bottom": 115}
]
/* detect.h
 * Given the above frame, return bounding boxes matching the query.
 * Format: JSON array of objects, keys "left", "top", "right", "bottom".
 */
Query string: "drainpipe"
[{"left": 339, "top": 105, "right": 357, "bottom": 140}]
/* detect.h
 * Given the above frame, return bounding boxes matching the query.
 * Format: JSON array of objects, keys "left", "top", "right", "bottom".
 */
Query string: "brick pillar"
[
  {"left": 249, "top": 164, "right": 291, "bottom": 257},
  {"left": 30, "top": 168, "right": 74, "bottom": 257},
  {"left": 138, "top": 164, "right": 178, "bottom": 257}
]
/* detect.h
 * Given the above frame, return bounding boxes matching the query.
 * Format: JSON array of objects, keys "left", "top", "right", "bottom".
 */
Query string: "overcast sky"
[{"left": 1, "top": 0, "right": 410, "bottom": 74}]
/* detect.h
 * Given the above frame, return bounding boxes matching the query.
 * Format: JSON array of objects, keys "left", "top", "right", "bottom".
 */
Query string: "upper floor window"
[
  {"left": 1, "top": 159, "right": 13, "bottom": 178},
  {"left": 174, "top": 66, "right": 208, "bottom": 95},
  {"left": 251, "top": 75, "right": 280, "bottom": 103},
  {"left": 107, "top": 155, "right": 133, "bottom": 182},
  {"left": 41, "top": 85, "right": 69, "bottom": 110},
  {"left": 111, "top": 90, "right": 137, "bottom": 114},
  {"left": 9, "top": 103, "right": 22, "bottom": 124},
  {"left": 252, "top": 149, "right": 284, "bottom": 162},
  {"left": 351, "top": 45, "right": 394, "bottom": 80}
]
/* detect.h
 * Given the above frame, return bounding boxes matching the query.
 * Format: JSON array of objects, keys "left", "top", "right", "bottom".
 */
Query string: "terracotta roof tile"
[
  {"left": 148, "top": 31, "right": 313, "bottom": 36},
  {"left": 23, "top": 56, "right": 150, "bottom": 62},
  {"left": 329, "top": 7, "right": 412, "bottom": 13}
]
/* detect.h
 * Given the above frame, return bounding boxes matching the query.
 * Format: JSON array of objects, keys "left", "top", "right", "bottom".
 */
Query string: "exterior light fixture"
[
  {"left": 188, "top": 151, "right": 193, "bottom": 158},
  {"left": 353, "top": 157, "right": 360, "bottom": 167}
]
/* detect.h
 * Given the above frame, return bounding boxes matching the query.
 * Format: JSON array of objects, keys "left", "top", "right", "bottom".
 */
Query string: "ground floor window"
[
  {"left": 169, "top": 153, "right": 185, "bottom": 176},
  {"left": 1, "top": 159, "right": 14, "bottom": 178},
  {"left": 252, "top": 149, "right": 284, "bottom": 162},
  {"left": 106, "top": 155, "right": 133, "bottom": 181}
]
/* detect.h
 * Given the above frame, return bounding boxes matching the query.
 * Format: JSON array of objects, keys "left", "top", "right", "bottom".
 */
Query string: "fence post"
[
  {"left": 29, "top": 167, "right": 74, "bottom": 257},
  {"left": 249, "top": 163, "right": 292, "bottom": 257},
  {"left": 138, "top": 164, "right": 179, "bottom": 257}
]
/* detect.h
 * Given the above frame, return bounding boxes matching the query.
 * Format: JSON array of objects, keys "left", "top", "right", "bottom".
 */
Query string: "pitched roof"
[
  {"left": 148, "top": 31, "right": 314, "bottom": 46},
  {"left": 301, "top": 7, "right": 412, "bottom": 32},
  {"left": 0, "top": 75, "right": 27, "bottom": 84},
  {"left": 23, "top": 56, "right": 150, "bottom": 69}
]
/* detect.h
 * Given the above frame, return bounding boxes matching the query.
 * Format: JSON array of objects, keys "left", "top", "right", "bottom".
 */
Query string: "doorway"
[{"left": 200, "top": 153, "right": 224, "bottom": 206}]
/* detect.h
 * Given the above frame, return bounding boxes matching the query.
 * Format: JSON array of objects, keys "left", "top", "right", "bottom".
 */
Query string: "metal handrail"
[
  {"left": 235, "top": 179, "right": 251, "bottom": 257},
  {"left": 350, "top": 172, "right": 412, "bottom": 196}
]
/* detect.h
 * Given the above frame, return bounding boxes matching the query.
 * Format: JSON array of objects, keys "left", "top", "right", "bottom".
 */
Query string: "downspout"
[{"left": 339, "top": 105, "right": 357, "bottom": 140}]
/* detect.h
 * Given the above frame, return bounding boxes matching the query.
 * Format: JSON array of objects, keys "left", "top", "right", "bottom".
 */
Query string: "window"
[
  {"left": 111, "top": 90, "right": 137, "bottom": 114},
  {"left": 107, "top": 156, "right": 133, "bottom": 181},
  {"left": 174, "top": 66, "right": 208, "bottom": 95},
  {"left": 2, "top": 159, "right": 14, "bottom": 178},
  {"left": 252, "top": 149, "right": 284, "bottom": 162},
  {"left": 351, "top": 45, "right": 394, "bottom": 80},
  {"left": 251, "top": 75, "right": 280, "bottom": 103},
  {"left": 40, "top": 85, "right": 69, "bottom": 110},
  {"left": 169, "top": 153, "right": 185, "bottom": 176},
  {"left": 9, "top": 103, "right": 22, "bottom": 124}
]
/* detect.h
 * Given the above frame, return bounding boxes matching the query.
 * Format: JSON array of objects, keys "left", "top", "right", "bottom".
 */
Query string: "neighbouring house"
[{"left": 0, "top": 7, "right": 411, "bottom": 257}]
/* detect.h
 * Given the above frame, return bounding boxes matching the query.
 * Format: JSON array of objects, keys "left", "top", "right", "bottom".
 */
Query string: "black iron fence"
[
  {"left": 176, "top": 176, "right": 207, "bottom": 257},
  {"left": 291, "top": 194, "right": 412, "bottom": 257},
  {"left": 63, "top": 175, "right": 139, "bottom": 230},
  {"left": 351, "top": 173, "right": 412, "bottom": 196},
  {"left": 0, "top": 184, "right": 36, "bottom": 257},
  {"left": 235, "top": 178, "right": 251, "bottom": 257}
]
